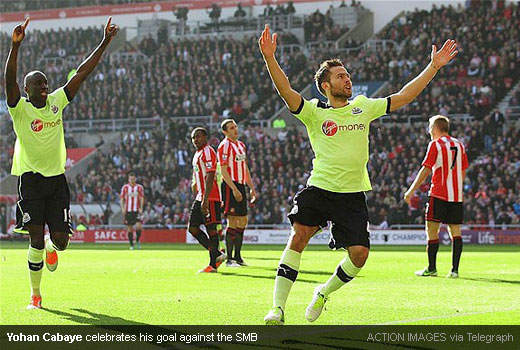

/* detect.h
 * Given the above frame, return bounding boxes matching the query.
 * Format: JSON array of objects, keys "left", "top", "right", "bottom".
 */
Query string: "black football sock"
[
  {"left": 192, "top": 229, "right": 210, "bottom": 250},
  {"left": 452, "top": 236, "right": 463, "bottom": 272},
  {"left": 128, "top": 231, "right": 134, "bottom": 246},
  {"left": 209, "top": 235, "right": 219, "bottom": 268},
  {"left": 427, "top": 239, "right": 439, "bottom": 271},
  {"left": 226, "top": 227, "right": 237, "bottom": 259},
  {"left": 234, "top": 228, "right": 244, "bottom": 261},
  {"left": 135, "top": 230, "right": 142, "bottom": 243}
]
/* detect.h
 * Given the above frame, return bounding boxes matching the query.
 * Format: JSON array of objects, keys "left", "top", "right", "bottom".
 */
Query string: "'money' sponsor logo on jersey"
[
  {"left": 31, "top": 118, "right": 62, "bottom": 133},
  {"left": 321, "top": 120, "right": 366, "bottom": 137},
  {"left": 31, "top": 119, "right": 43, "bottom": 132}
]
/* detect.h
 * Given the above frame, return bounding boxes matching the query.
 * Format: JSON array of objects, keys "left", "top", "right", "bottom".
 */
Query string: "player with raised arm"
[
  {"left": 188, "top": 127, "right": 227, "bottom": 273},
  {"left": 217, "top": 119, "right": 257, "bottom": 267},
  {"left": 404, "top": 115, "right": 468, "bottom": 278},
  {"left": 5, "top": 17, "right": 118, "bottom": 309},
  {"left": 120, "top": 172, "right": 145, "bottom": 250},
  {"left": 258, "top": 24, "right": 457, "bottom": 324}
]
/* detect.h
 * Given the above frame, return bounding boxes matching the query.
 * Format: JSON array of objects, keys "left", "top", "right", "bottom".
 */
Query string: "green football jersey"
[
  {"left": 8, "top": 87, "right": 70, "bottom": 177},
  {"left": 292, "top": 95, "right": 389, "bottom": 193}
]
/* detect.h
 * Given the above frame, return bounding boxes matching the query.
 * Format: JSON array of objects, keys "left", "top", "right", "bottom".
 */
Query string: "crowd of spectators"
[
  {"left": 0, "top": 0, "right": 154, "bottom": 12},
  {"left": 2, "top": 2, "right": 520, "bottom": 228},
  {"left": 66, "top": 118, "right": 520, "bottom": 228},
  {"left": 304, "top": 9, "right": 350, "bottom": 43},
  {"left": 375, "top": 1, "right": 519, "bottom": 119},
  {"left": 0, "top": 30, "right": 312, "bottom": 124}
]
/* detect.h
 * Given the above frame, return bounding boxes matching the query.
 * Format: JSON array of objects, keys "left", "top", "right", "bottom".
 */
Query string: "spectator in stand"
[
  {"left": 234, "top": 3, "right": 247, "bottom": 19},
  {"left": 286, "top": 2, "right": 296, "bottom": 15}
]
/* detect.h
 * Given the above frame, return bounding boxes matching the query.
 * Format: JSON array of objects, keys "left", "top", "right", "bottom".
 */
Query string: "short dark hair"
[
  {"left": 314, "top": 58, "right": 344, "bottom": 95},
  {"left": 128, "top": 172, "right": 136, "bottom": 177},
  {"left": 221, "top": 118, "right": 236, "bottom": 131},
  {"left": 192, "top": 127, "right": 208, "bottom": 137},
  {"left": 429, "top": 115, "right": 450, "bottom": 133}
]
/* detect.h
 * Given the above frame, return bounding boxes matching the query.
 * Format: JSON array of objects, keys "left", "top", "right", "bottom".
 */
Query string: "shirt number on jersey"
[
  {"left": 63, "top": 208, "right": 72, "bottom": 223},
  {"left": 450, "top": 146, "right": 458, "bottom": 169}
]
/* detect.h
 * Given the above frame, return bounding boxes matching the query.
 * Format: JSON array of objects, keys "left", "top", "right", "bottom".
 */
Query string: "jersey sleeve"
[
  {"left": 120, "top": 185, "right": 127, "bottom": 199},
  {"left": 217, "top": 143, "right": 229, "bottom": 166},
  {"left": 203, "top": 148, "right": 217, "bottom": 172},
  {"left": 461, "top": 144, "right": 469, "bottom": 170},
  {"left": 422, "top": 141, "right": 438, "bottom": 169},
  {"left": 290, "top": 97, "right": 317, "bottom": 126},
  {"left": 50, "top": 86, "right": 71, "bottom": 111},
  {"left": 363, "top": 96, "right": 390, "bottom": 122},
  {"left": 7, "top": 97, "right": 24, "bottom": 121},
  {"left": 138, "top": 185, "right": 144, "bottom": 198}
]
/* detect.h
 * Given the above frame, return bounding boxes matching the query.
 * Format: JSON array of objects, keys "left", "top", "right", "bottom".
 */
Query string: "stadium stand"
[
  {"left": 65, "top": 118, "right": 520, "bottom": 228},
  {"left": 0, "top": 0, "right": 156, "bottom": 12},
  {"left": 1, "top": 1, "right": 519, "bottom": 229}
]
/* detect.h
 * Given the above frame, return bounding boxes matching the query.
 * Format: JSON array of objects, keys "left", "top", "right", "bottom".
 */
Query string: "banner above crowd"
[{"left": 1, "top": 0, "right": 327, "bottom": 23}]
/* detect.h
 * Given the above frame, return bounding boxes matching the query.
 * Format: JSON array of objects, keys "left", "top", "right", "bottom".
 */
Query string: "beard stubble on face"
[{"left": 330, "top": 86, "right": 351, "bottom": 102}]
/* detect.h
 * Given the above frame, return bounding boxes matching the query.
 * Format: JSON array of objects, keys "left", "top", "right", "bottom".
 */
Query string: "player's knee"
[
  {"left": 51, "top": 233, "right": 70, "bottom": 251},
  {"left": 188, "top": 227, "right": 199, "bottom": 236},
  {"left": 28, "top": 225, "right": 44, "bottom": 249},
  {"left": 288, "top": 229, "right": 313, "bottom": 251},
  {"left": 30, "top": 238, "right": 44, "bottom": 250},
  {"left": 349, "top": 248, "right": 369, "bottom": 268},
  {"left": 237, "top": 216, "right": 248, "bottom": 228}
]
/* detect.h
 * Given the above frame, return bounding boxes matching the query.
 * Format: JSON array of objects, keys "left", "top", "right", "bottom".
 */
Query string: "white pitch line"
[{"left": 376, "top": 307, "right": 520, "bottom": 325}]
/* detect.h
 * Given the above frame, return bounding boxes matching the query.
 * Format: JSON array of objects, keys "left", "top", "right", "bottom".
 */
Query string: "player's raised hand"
[
  {"left": 103, "top": 17, "right": 119, "bottom": 42},
  {"left": 431, "top": 39, "right": 458, "bottom": 70},
  {"left": 12, "top": 17, "right": 29, "bottom": 44},
  {"left": 258, "top": 24, "right": 277, "bottom": 58}
]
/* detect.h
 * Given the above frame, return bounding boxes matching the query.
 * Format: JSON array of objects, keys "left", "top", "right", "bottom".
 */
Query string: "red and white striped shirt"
[
  {"left": 422, "top": 135, "right": 469, "bottom": 202},
  {"left": 217, "top": 138, "right": 247, "bottom": 184},
  {"left": 193, "top": 144, "right": 221, "bottom": 202},
  {"left": 120, "top": 183, "right": 144, "bottom": 212}
]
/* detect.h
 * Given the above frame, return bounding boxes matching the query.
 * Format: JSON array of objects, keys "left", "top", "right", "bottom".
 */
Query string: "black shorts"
[
  {"left": 221, "top": 181, "right": 247, "bottom": 216},
  {"left": 188, "top": 200, "right": 222, "bottom": 228},
  {"left": 425, "top": 196, "right": 463, "bottom": 224},
  {"left": 14, "top": 172, "right": 73, "bottom": 236},
  {"left": 288, "top": 186, "right": 370, "bottom": 249},
  {"left": 125, "top": 212, "right": 141, "bottom": 226}
]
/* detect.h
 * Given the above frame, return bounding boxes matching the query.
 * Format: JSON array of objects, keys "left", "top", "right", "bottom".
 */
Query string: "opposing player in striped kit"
[
  {"left": 189, "top": 127, "right": 226, "bottom": 273},
  {"left": 120, "top": 172, "right": 145, "bottom": 249},
  {"left": 405, "top": 115, "right": 469, "bottom": 278},
  {"left": 217, "top": 119, "right": 257, "bottom": 267}
]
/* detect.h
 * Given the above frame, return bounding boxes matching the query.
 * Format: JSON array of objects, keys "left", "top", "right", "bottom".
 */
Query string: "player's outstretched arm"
[
  {"left": 5, "top": 17, "right": 29, "bottom": 107},
  {"left": 388, "top": 39, "right": 458, "bottom": 112},
  {"left": 258, "top": 24, "right": 302, "bottom": 112},
  {"left": 404, "top": 166, "right": 432, "bottom": 205},
  {"left": 65, "top": 17, "right": 119, "bottom": 99}
]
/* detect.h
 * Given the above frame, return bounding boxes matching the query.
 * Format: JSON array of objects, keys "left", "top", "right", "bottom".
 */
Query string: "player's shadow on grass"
[
  {"left": 247, "top": 265, "right": 341, "bottom": 277},
  {"left": 459, "top": 277, "right": 520, "bottom": 285},
  {"left": 247, "top": 257, "right": 280, "bottom": 262},
  {"left": 44, "top": 307, "right": 149, "bottom": 325},
  {"left": 43, "top": 308, "right": 229, "bottom": 349},
  {"left": 219, "top": 271, "right": 322, "bottom": 284}
]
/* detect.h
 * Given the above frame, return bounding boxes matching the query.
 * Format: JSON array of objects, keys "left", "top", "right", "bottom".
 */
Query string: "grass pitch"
[{"left": 1, "top": 243, "right": 519, "bottom": 325}]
